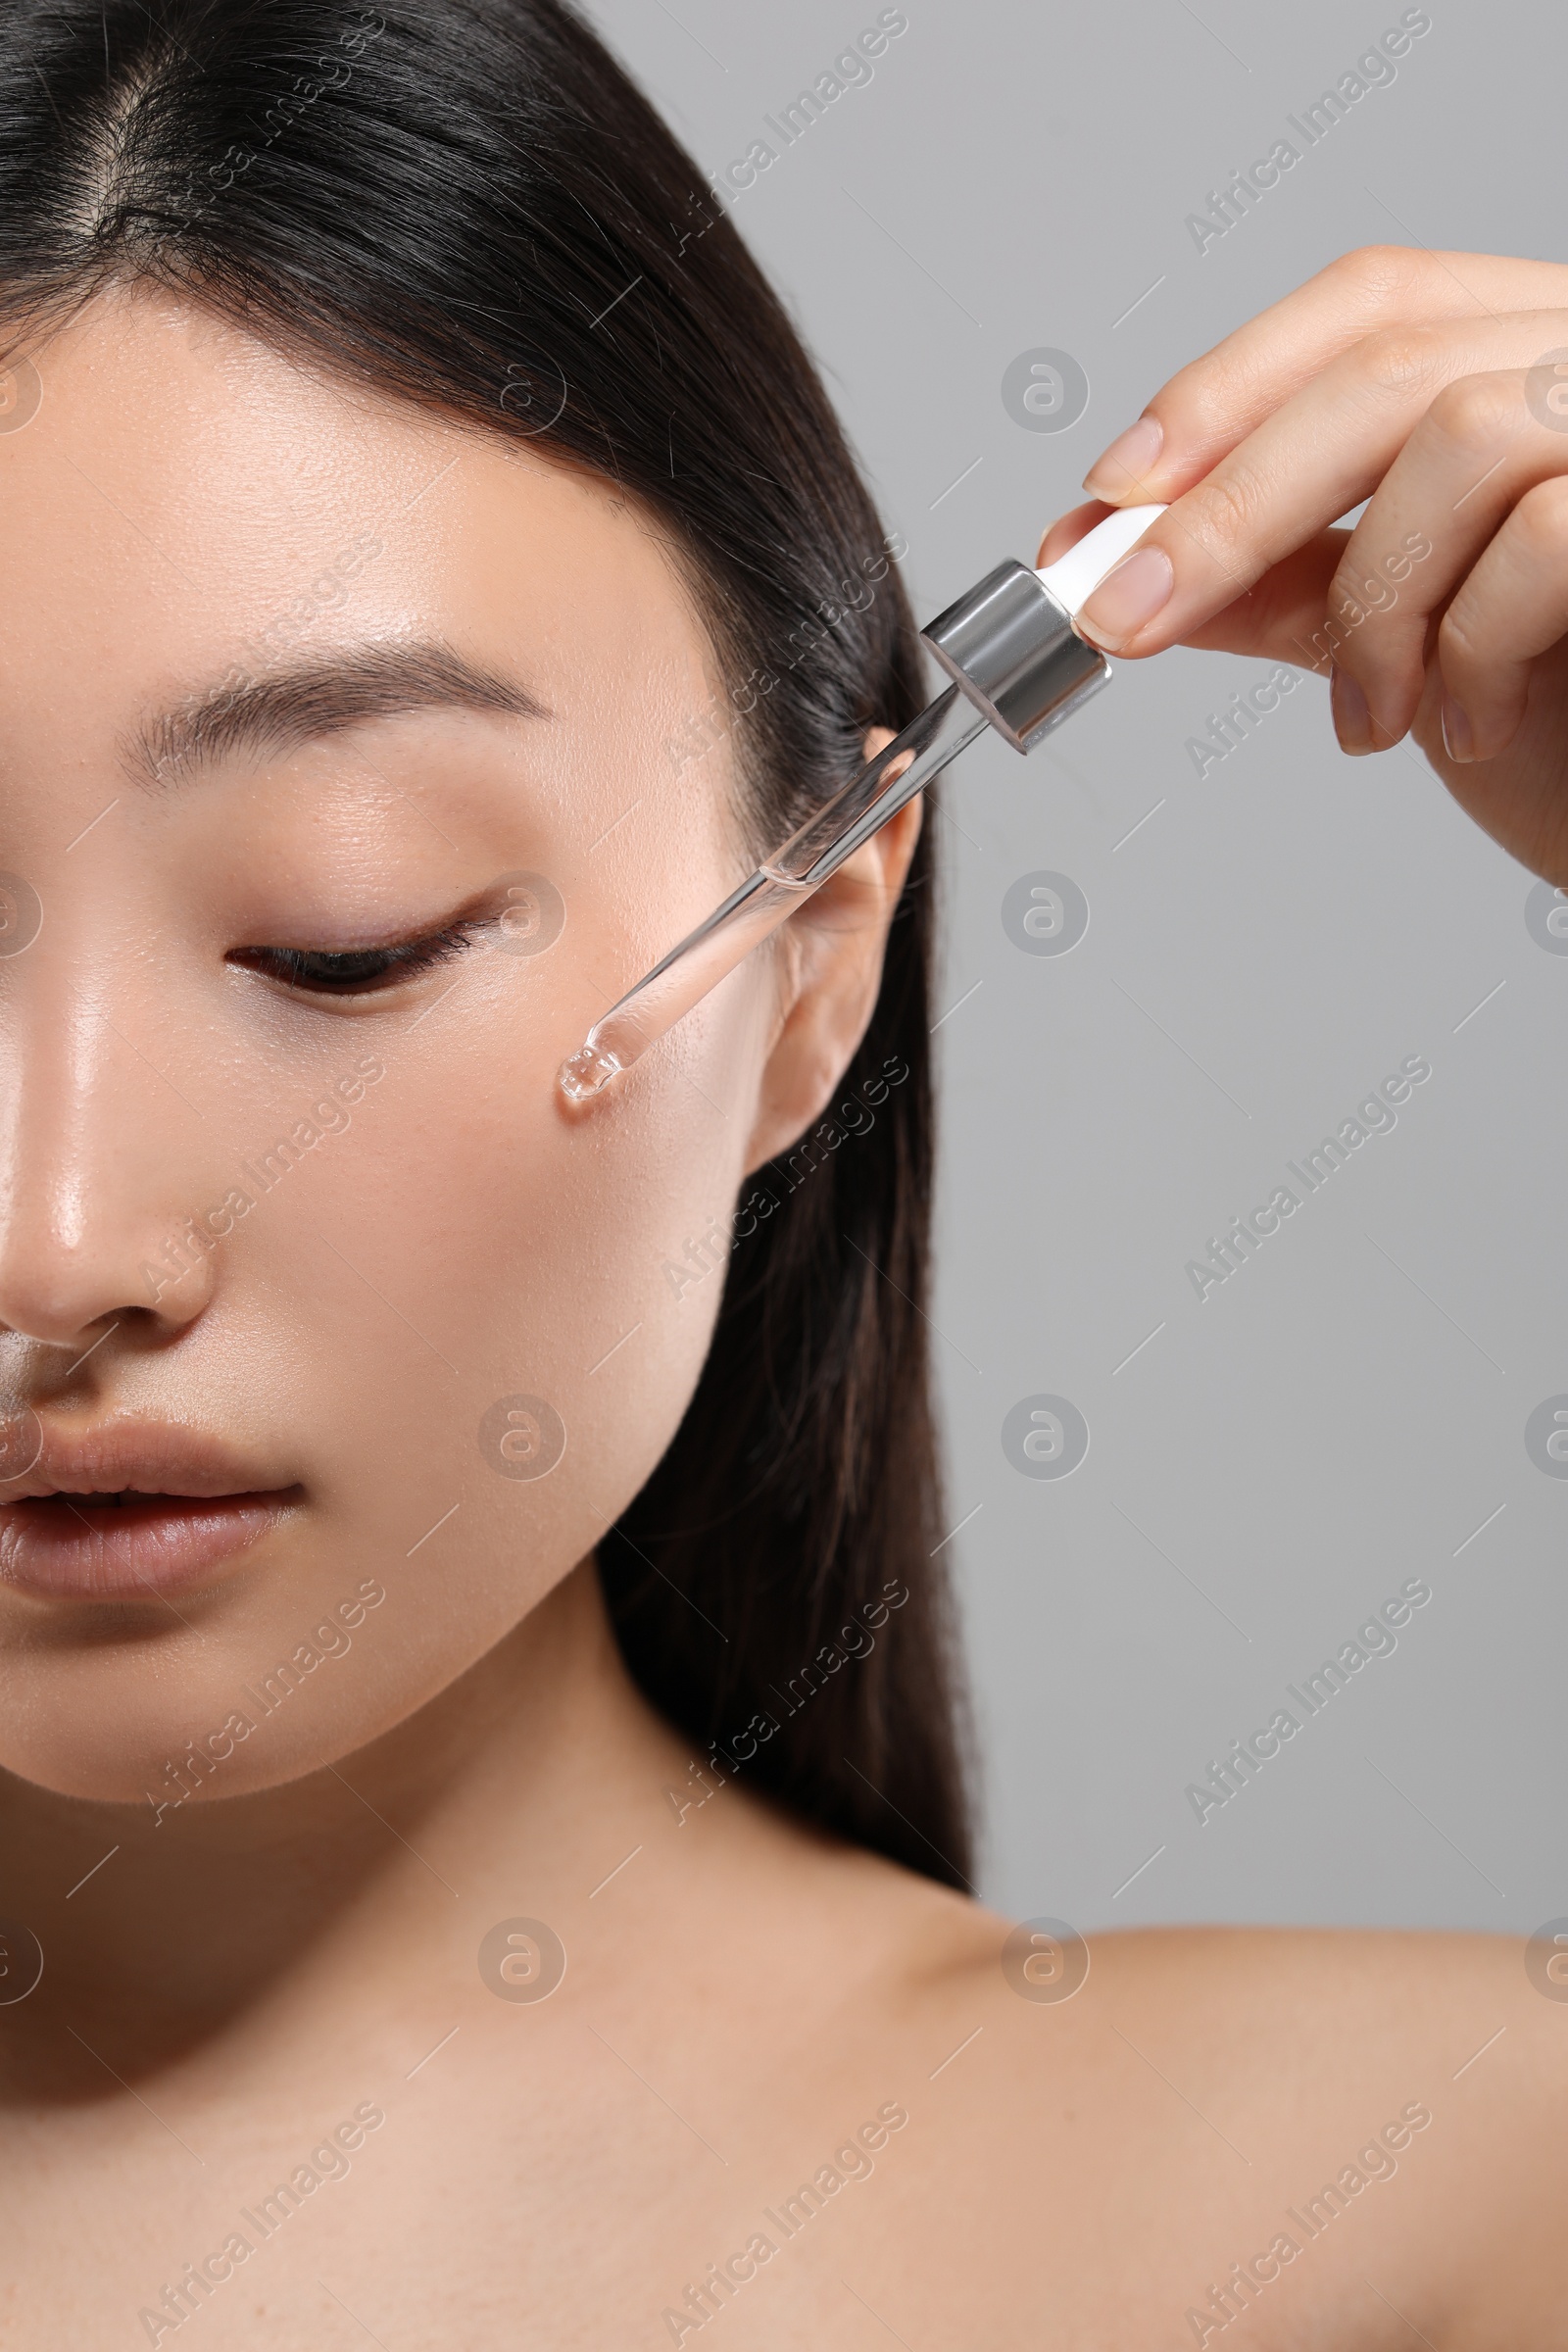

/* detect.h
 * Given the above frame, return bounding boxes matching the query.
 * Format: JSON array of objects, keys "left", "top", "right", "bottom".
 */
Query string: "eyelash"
[{"left": 230, "top": 919, "right": 488, "bottom": 997}]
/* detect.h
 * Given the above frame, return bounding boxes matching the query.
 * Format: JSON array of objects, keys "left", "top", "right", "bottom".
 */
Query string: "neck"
[{"left": 0, "top": 1558, "right": 666, "bottom": 2097}]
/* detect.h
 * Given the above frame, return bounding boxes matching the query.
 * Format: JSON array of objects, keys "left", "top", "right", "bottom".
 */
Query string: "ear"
[{"left": 742, "top": 727, "right": 921, "bottom": 1178}]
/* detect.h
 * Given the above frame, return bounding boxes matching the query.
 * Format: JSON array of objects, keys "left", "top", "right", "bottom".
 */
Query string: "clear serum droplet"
[{"left": 557, "top": 1043, "right": 623, "bottom": 1104}]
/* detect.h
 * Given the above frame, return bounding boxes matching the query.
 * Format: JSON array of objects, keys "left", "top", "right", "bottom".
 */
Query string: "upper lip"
[{"left": 0, "top": 1419, "right": 286, "bottom": 1503}]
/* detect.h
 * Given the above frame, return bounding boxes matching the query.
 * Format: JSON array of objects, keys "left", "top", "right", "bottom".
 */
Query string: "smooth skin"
[{"left": 0, "top": 275, "right": 1564, "bottom": 2351}]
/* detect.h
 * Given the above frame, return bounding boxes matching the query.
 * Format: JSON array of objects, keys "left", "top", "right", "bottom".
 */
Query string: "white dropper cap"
[{"left": 1037, "top": 502, "right": 1168, "bottom": 618}]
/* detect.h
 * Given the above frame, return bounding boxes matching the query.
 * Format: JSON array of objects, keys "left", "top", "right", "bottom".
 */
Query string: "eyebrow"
[{"left": 127, "top": 640, "right": 552, "bottom": 785}]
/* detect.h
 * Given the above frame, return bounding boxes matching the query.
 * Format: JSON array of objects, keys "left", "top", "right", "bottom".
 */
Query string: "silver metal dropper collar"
[{"left": 920, "top": 560, "right": 1108, "bottom": 753}]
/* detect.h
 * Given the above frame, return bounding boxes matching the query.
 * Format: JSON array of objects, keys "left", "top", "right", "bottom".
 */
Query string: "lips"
[{"left": 0, "top": 1420, "right": 299, "bottom": 1600}]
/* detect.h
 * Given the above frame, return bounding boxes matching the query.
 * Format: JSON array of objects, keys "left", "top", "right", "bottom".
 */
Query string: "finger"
[
  {"left": 1074, "top": 313, "right": 1568, "bottom": 659},
  {"left": 1437, "top": 477, "right": 1568, "bottom": 759},
  {"left": 1079, "top": 245, "right": 1568, "bottom": 505},
  {"left": 1036, "top": 499, "right": 1110, "bottom": 569},
  {"left": 1321, "top": 369, "right": 1568, "bottom": 750},
  {"left": 1407, "top": 655, "right": 1568, "bottom": 887},
  {"left": 1175, "top": 531, "right": 1348, "bottom": 666},
  {"left": 1042, "top": 512, "right": 1347, "bottom": 665}
]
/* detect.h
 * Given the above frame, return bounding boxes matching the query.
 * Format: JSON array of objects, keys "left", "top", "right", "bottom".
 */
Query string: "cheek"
[
  {"left": 323, "top": 969, "right": 774, "bottom": 1698},
  {"left": 0, "top": 793, "right": 774, "bottom": 1802},
  {"left": 1, "top": 1033, "right": 757, "bottom": 1800},
  {"left": 357, "top": 1035, "right": 742, "bottom": 1509},
  {"left": 261, "top": 998, "right": 760, "bottom": 1686}
]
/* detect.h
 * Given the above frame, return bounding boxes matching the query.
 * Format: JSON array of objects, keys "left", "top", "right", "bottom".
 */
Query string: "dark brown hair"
[{"left": 0, "top": 0, "right": 973, "bottom": 1886}]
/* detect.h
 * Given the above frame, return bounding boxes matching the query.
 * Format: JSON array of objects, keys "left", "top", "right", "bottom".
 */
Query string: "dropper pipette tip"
[{"left": 558, "top": 1040, "right": 623, "bottom": 1103}]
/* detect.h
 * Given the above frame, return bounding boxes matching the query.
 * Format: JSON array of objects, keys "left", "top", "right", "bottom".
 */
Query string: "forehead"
[{"left": 0, "top": 287, "right": 709, "bottom": 736}]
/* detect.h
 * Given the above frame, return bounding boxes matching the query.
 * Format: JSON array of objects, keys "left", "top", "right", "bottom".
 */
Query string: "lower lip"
[{"left": 0, "top": 1494, "right": 297, "bottom": 1599}]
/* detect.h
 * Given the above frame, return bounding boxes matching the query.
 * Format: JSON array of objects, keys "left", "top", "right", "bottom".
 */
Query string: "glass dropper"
[{"left": 558, "top": 504, "right": 1165, "bottom": 1104}]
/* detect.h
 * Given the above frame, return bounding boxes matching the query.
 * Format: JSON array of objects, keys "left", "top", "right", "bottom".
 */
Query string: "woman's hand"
[{"left": 1038, "top": 246, "right": 1568, "bottom": 883}]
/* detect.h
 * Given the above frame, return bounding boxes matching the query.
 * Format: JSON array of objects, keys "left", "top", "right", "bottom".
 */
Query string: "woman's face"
[{"left": 0, "top": 288, "right": 833, "bottom": 1803}]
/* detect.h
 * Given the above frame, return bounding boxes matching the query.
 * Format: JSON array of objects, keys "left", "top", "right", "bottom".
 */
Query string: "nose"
[{"left": 0, "top": 931, "right": 220, "bottom": 1349}]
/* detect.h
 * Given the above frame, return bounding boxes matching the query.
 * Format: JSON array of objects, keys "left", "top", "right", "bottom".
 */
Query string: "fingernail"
[
  {"left": 1330, "top": 663, "right": 1373, "bottom": 755},
  {"left": 1076, "top": 545, "right": 1174, "bottom": 650},
  {"left": 1440, "top": 697, "right": 1474, "bottom": 762},
  {"left": 1083, "top": 414, "right": 1163, "bottom": 497}
]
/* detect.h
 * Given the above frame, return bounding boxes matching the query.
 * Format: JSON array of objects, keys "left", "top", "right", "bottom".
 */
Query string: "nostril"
[{"left": 0, "top": 1252, "right": 214, "bottom": 1348}]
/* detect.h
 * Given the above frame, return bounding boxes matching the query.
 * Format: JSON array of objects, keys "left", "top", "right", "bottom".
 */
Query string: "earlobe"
[{"left": 741, "top": 727, "right": 920, "bottom": 1177}]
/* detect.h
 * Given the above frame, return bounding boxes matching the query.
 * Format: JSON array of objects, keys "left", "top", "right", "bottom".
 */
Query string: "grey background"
[{"left": 583, "top": 0, "right": 1567, "bottom": 1934}]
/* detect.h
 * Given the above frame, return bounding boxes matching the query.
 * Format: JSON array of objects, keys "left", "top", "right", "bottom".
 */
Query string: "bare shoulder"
[
  {"left": 906, "top": 1908, "right": 1568, "bottom": 2156},
  {"left": 708, "top": 1794, "right": 1560, "bottom": 2102},
  {"left": 749, "top": 1842, "right": 1568, "bottom": 2344},
  {"left": 694, "top": 1784, "right": 1565, "bottom": 2110},
  {"left": 610, "top": 1772, "right": 1568, "bottom": 2343}
]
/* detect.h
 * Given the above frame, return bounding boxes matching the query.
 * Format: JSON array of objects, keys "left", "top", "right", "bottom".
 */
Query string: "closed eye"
[{"left": 228, "top": 918, "right": 488, "bottom": 996}]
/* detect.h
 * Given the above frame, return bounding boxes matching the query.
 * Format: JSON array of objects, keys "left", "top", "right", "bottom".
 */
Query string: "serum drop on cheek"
[{"left": 560, "top": 1042, "right": 623, "bottom": 1102}]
